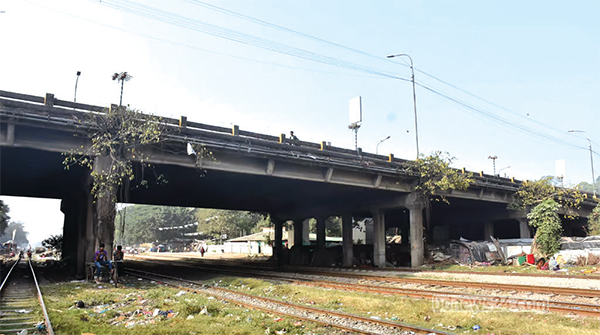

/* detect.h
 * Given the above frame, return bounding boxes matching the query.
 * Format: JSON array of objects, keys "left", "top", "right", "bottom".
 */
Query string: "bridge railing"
[{"left": 1, "top": 90, "right": 526, "bottom": 190}]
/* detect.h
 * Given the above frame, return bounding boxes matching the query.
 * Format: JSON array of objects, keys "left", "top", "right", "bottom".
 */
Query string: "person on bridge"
[
  {"left": 290, "top": 131, "right": 299, "bottom": 141},
  {"left": 113, "top": 245, "right": 124, "bottom": 276},
  {"left": 94, "top": 243, "right": 113, "bottom": 283}
]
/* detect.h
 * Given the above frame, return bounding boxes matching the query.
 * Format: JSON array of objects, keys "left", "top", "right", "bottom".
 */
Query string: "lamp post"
[
  {"left": 387, "top": 53, "right": 419, "bottom": 158},
  {"left": 112, "top": 72, "right": 132, "bottom": 106},
  {"left": 488, "top": 155, "right": 498, "bottom": 175},
  {"left": 498, "top": 166, "right": 511, "bottom": 177},
  {"left": 376, "top": 135, "right": 391, "bottom": 154},
  {"left": 569, "top": 130, "right": 596, "bottom": 197},
  {"left": 74, "top": 71, "right": 81, "bottom": 103}
]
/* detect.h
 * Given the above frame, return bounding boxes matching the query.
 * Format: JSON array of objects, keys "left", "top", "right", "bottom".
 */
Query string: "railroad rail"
[
  {"left": 129, "top": 258, "right": 600, "bottom": 317},
  {"left": 125, "top": 267, "right": 453, "bottom": 335},
  {"left": 0, "top": 257, "right": 54, "bottom": 334}
]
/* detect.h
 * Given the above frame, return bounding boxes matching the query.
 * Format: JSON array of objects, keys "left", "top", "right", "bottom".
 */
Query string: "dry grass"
[
  {"left": 212, "top": 276, "right": 600, "bottom": 335},
  {"left": 40, "top": 279, "right": 337, "bottom": 335}
]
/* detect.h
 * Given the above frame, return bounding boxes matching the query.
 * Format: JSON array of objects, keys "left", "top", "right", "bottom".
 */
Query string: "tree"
[
  {"left": 63, "top": 106, "right": 171, "bottom": 201},
  {"left": 195, "top": 209, "right": 267, "bottom": 242},
  {"left": 509, "top": 177, "right": 585, "bottom": 257},
  {"left": 308, "top": 217, "right": 342, "bottom": 237},
  {"left": 405, "top": 151, "right": 474, "bottom": 205},
  {"left": 588, "top": 203, "right": 600, "bottom": 236},
  {"left": 115, "top": 205, "right": 197, "bottom": 245},
  {"left": 0, "top": 221, "right": 29, "bottom": 247},
  {"left": 508, "top": 176, "right": 584, "bottom": 217},
  {"left": 42, "top": 234, "right": 63, "bottom": 252},
  {"left": 0, "top": 200, "right": 9, "bottom": 236},
  {"left": 527, "top": 199, "right": 563, "bottom": 257}
]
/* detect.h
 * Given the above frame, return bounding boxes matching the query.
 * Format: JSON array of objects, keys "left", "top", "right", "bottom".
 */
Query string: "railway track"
[
  {"left": 0, "top": 257, "right": 54, "bottom": 335},
  {"left": 125, "top": 267, "right": 453, "bottom": 335},
  {"left": 129, "top": 259, "right": 600, "bottom": 317}
]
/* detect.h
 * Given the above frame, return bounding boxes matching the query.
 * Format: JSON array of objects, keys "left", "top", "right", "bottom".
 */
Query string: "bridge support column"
[
  {"left": 302, "top": 219, "right": 310, "bottom": 245},
  {"left": 274, "top": 220, "right": 283, "bottom": 267},
  {"left": 407, "top": 194, "right": 426, "bottom": 268},
  {"left": 293, "top": 220, "right": 303, "bottom": 247},
  {"left": 342, "top": 214, "right": 353, "bottom": 267},
  {"left": 484, "top": 221, "right": 494, "bottom": 241},
  {"left": 518, "top": 218, "right": 531, "bottom": 238},
  {"left": 61, "top": 196, "right": 87, "bottom": 277},
  {"left": 93, "top": 156, "right": 117, "bottom": 259},
  {"left": 316, "top": 216, "right": 326, "bottom": 249},
  {"left": 372, "top": 209, "right": 386, "bottom": 267}
]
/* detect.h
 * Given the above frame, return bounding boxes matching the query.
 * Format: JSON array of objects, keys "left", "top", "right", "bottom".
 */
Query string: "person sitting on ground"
[
  {"left": 94, "top": 243, "right": 113, "bottom": 283},
  {"left": 536, "top": 257, "right": 548, "bottom": 270},
  {"left": 113, "top": 245, "right": 124, "bottom": 277}
]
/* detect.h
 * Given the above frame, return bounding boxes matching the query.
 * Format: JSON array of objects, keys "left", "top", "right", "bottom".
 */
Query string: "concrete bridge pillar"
[
  {"left": 407, "top": 194, "right": 426, "bottom": 268},
  {"left": 302, "top": 219, "right": 310, "bottom": 245},
  {"left": 293, "top": 220, "right": 303, "bottom": 247},
  {"left": 274, "top": 220, "right": 283, "bottom": 266},
  {"left": 518, "top": 218, "right": 531, "bottom": 238},
  {"left": 484, "top": 221, "right": 494, "bottom": 241},
  {"left": 342, "top": 214, "right": 353, "bottom": 267},
  {"left": 372, "top": 209, "right": 386, "bottom": 267},
  {"left": 316, "top": 216, "right": 326, "bottom": 249},
  {"left": 61, "top": 197, "right": 86, "bottom": 276}
]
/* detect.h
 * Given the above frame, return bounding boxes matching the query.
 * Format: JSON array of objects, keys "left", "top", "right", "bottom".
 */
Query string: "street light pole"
[
  {"left": 387, "top": 53, "right": 419, "bottom": 158},
  {"left": 488, "top": 155, "right": 498, "bottom": 176},
  {"left": 112, "top": 72, "right": 133, "bottom": 107},
  {"left": 74, "top": 71, "right": 81, "bottom": 102},
  {"left": 569, "top": 130, "right": 596, "bottom": 197},
  {"left": 376, "top": 135, "right": 391, "bottom": 154}
]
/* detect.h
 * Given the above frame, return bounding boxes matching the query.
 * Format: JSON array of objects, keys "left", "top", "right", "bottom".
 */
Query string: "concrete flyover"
[{"left": 0, "top": 90, "right": 596, "bottom": 276}]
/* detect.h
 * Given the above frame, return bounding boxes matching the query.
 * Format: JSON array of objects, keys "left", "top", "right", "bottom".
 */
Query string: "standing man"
[
  {"left": 94, "top": 243, "right": 113, "bottom": 283},
  {"left": 290, "top": 131, "right": 299, "bottom": 141}
]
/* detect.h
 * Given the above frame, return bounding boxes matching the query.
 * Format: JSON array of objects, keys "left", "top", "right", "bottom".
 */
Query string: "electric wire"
[
  {"left": 31, "top": 0, "right": 596, "bottom": 156},
  {"left": 177, "top": 0, "right": 596, "bottom": 149},
  {"left": 97, "top": 0, "right": 410, "bottom": 80}
]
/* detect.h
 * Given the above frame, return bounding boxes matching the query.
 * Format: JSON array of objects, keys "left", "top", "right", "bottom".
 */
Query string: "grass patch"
[
  {"left": 41, "top": 279, "right": 338, "bottom": 335},
  {"left": 216, "top": 276, "right": 600, "bottom": 335}
]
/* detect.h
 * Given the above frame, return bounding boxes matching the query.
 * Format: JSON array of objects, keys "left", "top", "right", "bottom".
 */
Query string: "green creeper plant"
[
  {"left": 405, "top": 151, "right": 475, "bottom": 204},
  {"left": 63, "top": 106, "right": 171, "bottom": 201},
  {"left": 527, "top": 199, "right": 563, "bottom": 257},
  {"left": 587, "top": 203, "right": 600, "bottom": 236},
  {"left": 508, "top": 176, "right": 584, "bottom": 218}
]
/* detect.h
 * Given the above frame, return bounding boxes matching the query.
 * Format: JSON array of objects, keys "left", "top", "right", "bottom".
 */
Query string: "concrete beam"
[
  {"left": 518, "top": 218, "right": 531, "bottom": 238},
  {"left": 484, "top": 221, "right": 494, "bottom": 241},
  {"left": 274, "top": 220, "right": 283, "bottom": 267},
  {"left": 302, "top": 219, "right": 310, "bottom": 245}
]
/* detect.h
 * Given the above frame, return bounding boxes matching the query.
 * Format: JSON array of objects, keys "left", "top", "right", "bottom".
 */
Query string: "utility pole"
[
  {"left": 488, "top": 155, "right": 498, "bottom": 176},
  {"left": 569, "top": 130, "right": 597, "bottom": 197}
]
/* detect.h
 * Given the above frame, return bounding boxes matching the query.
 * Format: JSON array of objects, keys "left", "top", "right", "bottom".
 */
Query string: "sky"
[{"left": 0, "top": 0, "right": 598, "bottom": 245}]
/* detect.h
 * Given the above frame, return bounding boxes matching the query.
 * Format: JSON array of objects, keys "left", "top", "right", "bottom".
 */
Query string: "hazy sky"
[{"left": 0, "top": 0, "right": 598, "bottom": 244}]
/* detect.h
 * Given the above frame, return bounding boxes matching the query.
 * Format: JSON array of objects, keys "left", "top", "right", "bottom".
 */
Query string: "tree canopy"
[
  {"left": 405, "top": 151, "right": 474, "bottom": 204},
  {"left": 0, "top": 200, "right": 9, "bottom": 236},
  {"left": 0, "top": 221, "right": 29, "bottom": 247},
  {"left": 527, "top": 199, "right": 563, "bottom": 257},
  {"left": 508, "top": 176, "right": 584, "bottom": 218},
  {"left": 115, "top": 205, "right": 196, "bottom": 245}
]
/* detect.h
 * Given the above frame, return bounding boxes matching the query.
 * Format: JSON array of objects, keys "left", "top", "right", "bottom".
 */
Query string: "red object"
[{"left": 527, "top": 254, "right": 535, "bottom": 264}]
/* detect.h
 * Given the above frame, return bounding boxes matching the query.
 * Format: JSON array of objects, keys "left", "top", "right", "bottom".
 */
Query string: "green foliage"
[
  {"left": 576, "top": 176, "right": 600, "bottom": 194},
  {"left": 0, "top": 221, "right": 29, "bottom": 246},
  {"left": 62, "top": 106, "right": 172, "bottom": 200},
  {"left": 195, "top": 209, "right": 267, "bottom": 241},
  {"left": 0, "top": 200, "right": 9, "bottom": 236},
  {"left": 308, "top": 217, "right": 342, "bottom": 237},
  {"left": 508, "top": 177, "right": 584, "bottom": 217},
  {"left": 405, "top": 151, "right": 474, "bottom": 204},
  {"left": 42, "top": 234, "right": 63, "bottom": 251},
  {"left": 527, "top": 199, "right": 563, "bottom": 257},
  {"left": 588, "top": 203, "right": 600, "bottom": 236},
  {"left": 115, "top": 205, "right": 196, "bottom": 245}
]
